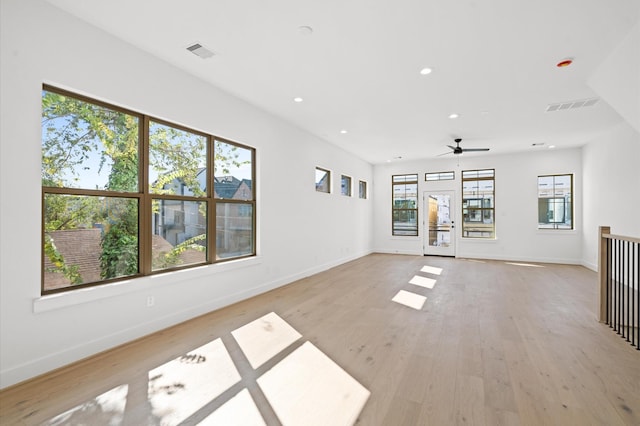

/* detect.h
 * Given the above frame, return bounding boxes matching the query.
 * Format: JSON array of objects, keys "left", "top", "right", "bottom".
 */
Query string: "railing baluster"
[
  {"left": 637, "top": 241, "right": 639, "bottom": 350},
  {"left": 619, "top": 239, "right": 623, "bottom": 334},
  {"left": 598, "top": 228, "right": 640, "bottom": 351},
  {"left": 633, "top": 242, "right": 637, "bottom": 348},
  {"left": 631, "top": 241, "right": 635, "bottom": 346},
  {"left": 612, "top": 238, "right": 615, "bottom": 329},
  {"left": 620, "top": 241, "right": 627, "bottom": 339},
  {"left": 624, "top": 241, "right": 632, "bottom": 342},
  {"left": 606, "top": 238, "right": 611, "bottom": 325}
]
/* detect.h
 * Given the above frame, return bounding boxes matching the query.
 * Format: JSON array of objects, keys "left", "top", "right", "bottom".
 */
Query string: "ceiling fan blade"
[
  {"left": 437, "top": 151, "right": 453, "bottom": 157},
  {"left": 462, "top": 148, "right": 490, "bottom": 152},
  {"left": 446, "top": 145, "right": 456, "bottom": 150}
]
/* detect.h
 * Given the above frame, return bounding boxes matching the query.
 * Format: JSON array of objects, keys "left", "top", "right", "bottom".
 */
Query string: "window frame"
[
  {"left": 341, "top": 174, "right": 352, "bottom": 197},
  {"left": 537, "top": 174, "right": 573, "bottom": 230},
  {"left": 358, "top": 180, "right": 367, "bottom": 199},
  {"left": 315, "top": 167, "right": 331, "bottom": 193},
  {"left": 392, "top": 174, "right": 419, "bottom": 236},
  {"left": 461, "top": 169, "right": 495, "bottom": 239},
  {"left": 41, "top": 85, "right": 256, "bottom": 295},
  {"left": 425, "top": 171, "right": 455, "bottom": 181}
]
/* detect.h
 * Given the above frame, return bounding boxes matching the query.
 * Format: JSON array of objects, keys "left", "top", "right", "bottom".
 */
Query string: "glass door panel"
[{"left": 424, "top": 191, "right": 455, "bottom": 256}]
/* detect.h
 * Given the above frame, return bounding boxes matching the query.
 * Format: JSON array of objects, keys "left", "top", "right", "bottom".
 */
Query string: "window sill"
[
  {"left": 33, "top": 256, "right": 262, "bottom": 314},
  {"left": 460, "top": 237, "right": 499, "bottom": 243},
  {"left": 536, "top": 229, "right": 578, "bottom": 235}
]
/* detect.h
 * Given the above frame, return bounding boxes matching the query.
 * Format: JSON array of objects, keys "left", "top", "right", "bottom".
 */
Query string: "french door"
[{"left": 423, "top": 191, "right": 455, "bottom": 256}]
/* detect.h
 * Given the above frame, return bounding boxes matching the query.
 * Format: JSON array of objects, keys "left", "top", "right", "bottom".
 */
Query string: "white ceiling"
[{"left": 46, "top": 0, "right": 638, "bottom": 164}]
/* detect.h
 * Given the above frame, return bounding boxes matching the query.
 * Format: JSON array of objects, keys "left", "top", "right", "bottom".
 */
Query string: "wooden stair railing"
[{"left": 598, "top": 226, "right": 640, "bottom": 350}]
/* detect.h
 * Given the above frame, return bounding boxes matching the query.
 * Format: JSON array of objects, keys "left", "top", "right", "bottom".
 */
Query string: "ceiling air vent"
[
  {"left": 186, "top": 43, "right": 215, "bottom": 59},
  {"left": 546, "top": 98, "right": 599, "bottom": 112}
]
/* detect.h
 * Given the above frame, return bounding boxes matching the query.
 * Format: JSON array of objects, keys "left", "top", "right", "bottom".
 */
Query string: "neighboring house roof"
[
  {"left": 152, "top": 234, "right": 206, "bottom": 268},
  {"left": 157, "top": 171, "right": 252, "bottom": 200},
  {"left": 44, "top": 230, "right": 206, "bottom": 291},
  {"left": 44, "top": 229, "right": 102, "bottom": 290},
  {"left": 214, "top": 175, "right": 241, "bottom": 198}
]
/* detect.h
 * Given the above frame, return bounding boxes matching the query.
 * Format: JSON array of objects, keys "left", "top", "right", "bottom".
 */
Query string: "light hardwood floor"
[{"left": 1, "top": 254, "right": 639, "bottom": 425}]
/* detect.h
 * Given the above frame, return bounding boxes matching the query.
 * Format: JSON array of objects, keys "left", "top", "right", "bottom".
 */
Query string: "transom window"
[
  {"left": 41, "top": 86, "right": 256, "bottom": 294},
  {"left": 425, "top": 171, "right": 455, "bottom": 181},
  {"left": 462, "top": 169, "right": 495, "bottom": 238},
  {"left": 392, "top": 174, "right": 418, "bottom": 236},
  {"left": 538, "top": 174, "right": 573, "bottom": 229}
]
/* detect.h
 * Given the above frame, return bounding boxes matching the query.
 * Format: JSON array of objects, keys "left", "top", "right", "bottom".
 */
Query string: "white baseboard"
[
  {"left": 374, "top": 248, "right": 423, "bottom": 256},
  {"left": 581, "top": 260, "right": 598, "bottom": 272},
  {"left": 456, "top": 252, "right": 583, "bottom": 266}
]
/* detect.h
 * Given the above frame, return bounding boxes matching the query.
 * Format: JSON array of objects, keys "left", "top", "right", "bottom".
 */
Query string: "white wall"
[
  {"left": 582, "top": 17, "right": 640, "bottom": 270},
  {"left": 588, "top": 21, "right": 640, "bottom": 134},
  {"left": 373, "top": 148, "right": 583, "bottom": 264},
  {"left": 581, "top": 122, "right": 640, "bottom": 270},
  {"left": 0, "top": 0, "right": 373, "bottom": 388}
]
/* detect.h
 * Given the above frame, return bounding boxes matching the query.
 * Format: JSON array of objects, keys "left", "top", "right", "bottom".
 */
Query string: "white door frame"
[{"left": 423, "top": 190, "right": 456, "bottom": 256}]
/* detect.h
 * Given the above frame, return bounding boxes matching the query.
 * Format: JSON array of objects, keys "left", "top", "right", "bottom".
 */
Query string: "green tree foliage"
[
  {"left": 152, "top": 234, "right": 206, "bottom": 270},
  {"left": 100, "top": 199, "right": 139, "bottom": 279},
  {"left": 149, "top": 122, "right": 206, "bottom": 197},
  {"left": 42, "top": 91, "right": 140, "bottom": 282},
  {"left": 42, "top": 89, "right": 250, "bottom": 287}
]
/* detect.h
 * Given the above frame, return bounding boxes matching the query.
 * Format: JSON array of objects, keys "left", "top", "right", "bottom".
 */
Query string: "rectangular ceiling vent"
[
  {"left": 546, "top": 98, "right": 599, "bottom": 112},
  {"left": 186, "top": 43, "right": 215, "bottom": 59}
]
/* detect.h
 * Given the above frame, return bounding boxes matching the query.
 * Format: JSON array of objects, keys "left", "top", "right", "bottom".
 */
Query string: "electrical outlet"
[{"left": 146, "top": 296, "right": 155, "bottom": 307}]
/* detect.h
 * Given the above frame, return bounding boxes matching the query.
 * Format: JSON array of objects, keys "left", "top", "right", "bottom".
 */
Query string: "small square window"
[
  {"left": 315, "top": 167, "right": 331, "bottom": 193},
  {"left": 341, "top": 175, "right": 352, "bottom": 196},
  {"left": 358, "top": 180, "right": 367, "bottom": 199}
]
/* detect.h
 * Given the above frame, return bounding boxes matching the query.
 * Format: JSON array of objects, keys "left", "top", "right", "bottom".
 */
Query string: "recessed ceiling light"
[
  {"left": 448, "top": 113, "right": 459, "bottom": 119},
  {"left": 548, "top": 145, "right": 556, "bottom": 149},
  {"left": 420, "top": 67, "right": 432, "bottom": 75},
  {"left": 293, "top": 97, "right": 303, "bottom": 103},
  {"left": 340, "top": 129, "right": 348, "bottom": 134}
]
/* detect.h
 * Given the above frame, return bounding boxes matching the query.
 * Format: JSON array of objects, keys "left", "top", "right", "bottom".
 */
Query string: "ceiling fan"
[{"left": 439, "top": 138, "right": 490, "bottom": 156}]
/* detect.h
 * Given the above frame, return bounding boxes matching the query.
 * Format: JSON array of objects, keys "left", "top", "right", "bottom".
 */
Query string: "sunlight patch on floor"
[
  {"left": 421, "top": 265, "right": 443, "bottom": 275},
  {"left": 258, "top": 341, "right": 370, "bottom": 426},
  {"left": 232, "top": 311, "right": 302, "bottom": 369},
  {"left": 409, "top": 275, "right": 436, "bottom": 289},
  {"left": 148, "top": 338, "right": 241, "bottom": 424},
  {"left": 392, "top": 290, "right": 427, "bottom": 310},
  {"left": 46, "top": 384, "right": 128, "bottom": 425},
  {"left": 199, "top": 388, "right": 266, "bottom": 426},
  {"left": 42, "top": 314, "right": 369, "bottom": 425},
  {"left": 505, "top": 262, "right": 545, "bottom": 268}
]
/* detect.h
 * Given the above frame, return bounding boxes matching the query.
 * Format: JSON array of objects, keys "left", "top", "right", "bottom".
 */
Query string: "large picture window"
[
  {"left": 392, "top": 174, "right": 418, "bottom": 236},
  {"left": 538, "top": 174, "right": 573, "bottom": 229},
  {"left": 41, "top": 86, "right": 256, "bottom": 294},
  {"left": 462, "top": 169, "right": 495, "bottom": 238}
]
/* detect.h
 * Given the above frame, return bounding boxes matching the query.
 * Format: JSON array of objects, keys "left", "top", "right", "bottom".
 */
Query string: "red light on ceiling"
[{"left": 556, "top": 59, "right": 573, "bottom": 68}]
